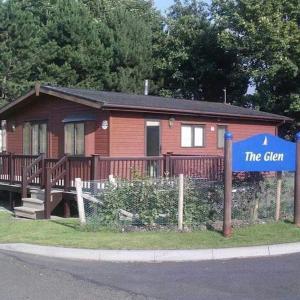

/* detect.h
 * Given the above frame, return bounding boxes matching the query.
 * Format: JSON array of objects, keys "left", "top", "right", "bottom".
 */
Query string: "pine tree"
[
  {"left": 37, "top": 0, "right": 112, "bottom": 89},
  {"left": 0, "top": 0, "right": 41, "bottom": 104}
]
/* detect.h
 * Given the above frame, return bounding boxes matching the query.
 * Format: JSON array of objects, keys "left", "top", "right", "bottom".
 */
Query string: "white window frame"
[{"left": 181, "top": 125, "right": 205, "bottom": 148}]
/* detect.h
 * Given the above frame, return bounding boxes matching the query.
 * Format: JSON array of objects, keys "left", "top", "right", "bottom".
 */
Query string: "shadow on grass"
[
  {"left": 205, "top": 224, "right": 223, "bottom": 235},
  {"left": 51, "top": 219, "right": 81, "bottom": 231},
  {"left": 50, "top": 219, "right": 116, "bottom": 233}
]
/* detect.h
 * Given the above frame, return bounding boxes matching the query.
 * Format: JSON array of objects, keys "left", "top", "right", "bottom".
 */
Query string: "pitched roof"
[
  {"left": 42, "top": 85, "right": 291, "bottom": 122},
  {"left": 0, "top": 84, "right": 292, "bottom": 122}
]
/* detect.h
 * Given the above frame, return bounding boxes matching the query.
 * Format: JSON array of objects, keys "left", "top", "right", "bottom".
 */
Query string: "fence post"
[
  {"left": 178, "top": 174, "right": 184, "bottom": 231},
  {"left": 223, "top": 132, "right": 233, "bottom": 237},
  {"left": 21, "top": 166, "right": 27, "bottom": 198},
  {"left": 275, "top": 171, "right": 282, "bottom": 221},
  {"left": 44, "top": 167, "right": 51, "bottom": 219},
  {"left": 163, "top": 153, "right": 172, "bottom": 176},
  {"left": 40, "top": 153, "right": 46, "bottom": 188},
  {"left": 109, "top": 174, "right": 116, "bottom": 185},
  {"left": 91, "top": 155, "right": 99, "bottom": 180},
  {"left": 9, "top": 152, "right": 13, "bottom": 184},
  {"left": 75, "top": 178, "right": 86, "bottom": 225},
  {"left": 294, "top": 132, "right": 300, "bottom": 226},
  {"left": 64, "top": 155, "right": 70, "bottom": 191}
]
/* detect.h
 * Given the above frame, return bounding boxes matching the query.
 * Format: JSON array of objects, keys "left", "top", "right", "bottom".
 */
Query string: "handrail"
[
  {"left": 50, "top": 155, "right": 68, "bottom": 177},
  {"left": 44, "top": 155, "right": 69, "bottom": 219},
  {"left": 21, "top": 154, "right": 45, "bottom": 198}
]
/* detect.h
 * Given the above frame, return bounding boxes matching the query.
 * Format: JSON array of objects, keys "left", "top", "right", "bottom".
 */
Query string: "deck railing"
[
  {"left": 0, "top": 152, "right": 224, "bottom": 219},
  {"left": 167, "top": 155, "right": 224, "bottom": 181},
  {"left": 21, "top": 154, "right": 45, "bottom": 197},
  {"left": 44, "top": 156, "right": 70, "bottom": 218},
  {"left": 0, "top": 153, "right": 224, "bottom": 186}
]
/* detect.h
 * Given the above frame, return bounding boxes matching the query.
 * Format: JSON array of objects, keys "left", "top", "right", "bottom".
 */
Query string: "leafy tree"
[
  {"left": 212, "top": 0, "right": 300, "bottom": 115},
  {"left": 155, "top": 0, "right": 248, "bottom": 102}
]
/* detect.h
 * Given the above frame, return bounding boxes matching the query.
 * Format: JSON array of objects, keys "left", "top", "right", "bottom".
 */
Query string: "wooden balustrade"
[
  {"left": 0, "top": 152, "right": 224, "bottom": 218},
  {"left": 45, "top": 156, "right": 69, "bottom": 219},
  {"left": 0, "top": 153, "right": 224, "bottom": 187},
  {"left": 21, "top": 154, "right": 45, "bottom": 198},
  {"left": 168, "top": 155, "right": 224, "bottom": 181}
]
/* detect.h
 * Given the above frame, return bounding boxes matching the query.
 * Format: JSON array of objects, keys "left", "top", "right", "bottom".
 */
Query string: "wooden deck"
[{"left": 0, "top": 153, "right": 224, "bottom": 219}]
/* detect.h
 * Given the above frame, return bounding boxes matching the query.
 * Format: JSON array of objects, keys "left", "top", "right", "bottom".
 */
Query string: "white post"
[
  {"left": 75, "top": 178, "right": 86, "bottom": 225},
  {"left": 178, "top": 174, "right": 184, "bottom": 231},
  {"left": 109, "top": 174, "right": 117, "bottom": 187}
]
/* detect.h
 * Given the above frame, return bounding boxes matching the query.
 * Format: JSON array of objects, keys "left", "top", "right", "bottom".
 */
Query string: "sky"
[
  {"left": 154, "top": 0, "right": 174, "bottom": 12},
  {"left": 154, "top": 0, "right": 212, "bottom": 12}
]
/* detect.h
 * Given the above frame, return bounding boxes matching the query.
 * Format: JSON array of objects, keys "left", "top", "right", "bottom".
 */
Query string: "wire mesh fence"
[
  {"left": 78, "top": 171, "right": 295, "bottom": 232},
  {"left": 232, "top": 172, "right": 294, "bottom": 223},
  {"left": 82, "top": 178, "right": 179, "bottom": 231}
]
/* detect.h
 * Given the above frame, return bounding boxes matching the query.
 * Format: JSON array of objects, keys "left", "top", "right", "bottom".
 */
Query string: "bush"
[{"left": 84, "top": 172, "right": 294, "bottom": 231}]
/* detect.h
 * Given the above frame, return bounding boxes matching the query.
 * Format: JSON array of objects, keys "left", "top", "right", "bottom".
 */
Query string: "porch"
[{"left": 0, "top": 153, "right": 224, "bottom": 219}]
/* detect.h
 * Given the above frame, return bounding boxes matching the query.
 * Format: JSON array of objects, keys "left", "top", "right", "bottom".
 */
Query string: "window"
[
  {"left": 181, "top": 125, "right": 204, "bottom": 147},
  {"left": 64, "top": 123, "right": 84, "bottom": 155},
  {"left": 23, "top": 122, "right": 47, "bottom": 155},
  {"left": 217, "top": 125, "right": 227, "bottom": 148}
]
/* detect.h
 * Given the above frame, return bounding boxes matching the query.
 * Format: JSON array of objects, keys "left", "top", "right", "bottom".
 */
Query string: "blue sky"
[
  {"left": 154, "top": 0, "right": 212, "bottom": 12},
  {"left": 154, "top": 0, "right": 174, "bottom": 12}
]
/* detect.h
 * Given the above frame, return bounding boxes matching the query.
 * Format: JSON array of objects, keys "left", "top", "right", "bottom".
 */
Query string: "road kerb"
[
  {"left": 0, "top": 243, "right": 300, "bottom": 262},
  {"left": 212, "top": 245, "right": 269, "bottom": 260}
]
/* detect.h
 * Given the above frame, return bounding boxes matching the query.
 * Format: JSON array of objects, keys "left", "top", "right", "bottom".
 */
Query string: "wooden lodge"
[{"left": 0, "top": 84, "right": 291, "bottom": 219}]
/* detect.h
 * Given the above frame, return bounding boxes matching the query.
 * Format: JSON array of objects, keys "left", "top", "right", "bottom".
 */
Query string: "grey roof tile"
[{"left": 42, "top": 85, "right": 291, "bottom": 121}]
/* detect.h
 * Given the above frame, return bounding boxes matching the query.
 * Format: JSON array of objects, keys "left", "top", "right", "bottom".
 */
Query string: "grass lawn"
[{"left": 0, "top": 212, "right": 300, "bottom": 249}]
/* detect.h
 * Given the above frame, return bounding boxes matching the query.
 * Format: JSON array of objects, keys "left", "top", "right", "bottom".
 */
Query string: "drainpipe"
[{"left": 276, "top": 120, "right": 286, "bottom": 136}]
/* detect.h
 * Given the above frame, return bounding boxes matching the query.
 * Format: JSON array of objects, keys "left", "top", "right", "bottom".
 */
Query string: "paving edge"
[{"left": 0, "top": 242, "right": 300, "bottom": 262}]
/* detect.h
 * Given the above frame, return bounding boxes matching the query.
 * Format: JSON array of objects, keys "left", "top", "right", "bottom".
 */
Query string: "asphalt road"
[{"left": 0, "top": 251, "right": 300, "bottom": 300}]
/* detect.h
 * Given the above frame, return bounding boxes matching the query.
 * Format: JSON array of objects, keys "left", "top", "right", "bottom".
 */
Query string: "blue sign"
[{"left": 232, "top": 133, "right": 296, "bottom": 172}]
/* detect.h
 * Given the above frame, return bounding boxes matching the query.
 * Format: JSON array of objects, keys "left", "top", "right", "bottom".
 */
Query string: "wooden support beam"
[
  {"left": 64, "top": 198, "right": 71, "bottom": 218},
  {"left": 9, "top": 191, "right": 14, "bottom": 211},
  {"left": 223, "top": 132, "right": 233, "bottom": 237},
  {"left": 294, "top": 132, "right": 300, "bottom": 226}
]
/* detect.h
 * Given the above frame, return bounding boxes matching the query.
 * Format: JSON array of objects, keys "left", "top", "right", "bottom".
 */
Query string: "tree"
[
  {"left": 154, "top": 0, "right": 248, "bottom": 102},
  {"left": 212, "top": 0, "right": 300, "bottom": 115},
  {"left": 0, "top": 0, "right": 41, "bottom": 104},
  {"left": 37, "top": 0, "right": 112, "bottom": 89},
  {"left": 0, "top": 0, "right": 161, "bottom": 101},
  {"left": 84, "top": 0, "right": 158, "bottom": 94}
]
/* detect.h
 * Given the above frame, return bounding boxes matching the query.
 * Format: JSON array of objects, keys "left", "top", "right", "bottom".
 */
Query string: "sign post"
[
  {"left": 223, "top": 132, "right": 299, "bottom": 237},
  {"left": 223, "top": 132, "right": 233, "bottom": 237},
  {"left": 294, "top": 133, "right": 300, "bottom": 226}
]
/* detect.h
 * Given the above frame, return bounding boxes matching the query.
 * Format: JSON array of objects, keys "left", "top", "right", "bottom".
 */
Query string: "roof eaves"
[
  {"left": 0, "top": 89, "right": 36, "bottom": 116},
  {"left": 41, "top": 86, "right": 104, "bottom": 108},
  {"left": 102, "top": 103, "right": 292, "bottom": 122}
]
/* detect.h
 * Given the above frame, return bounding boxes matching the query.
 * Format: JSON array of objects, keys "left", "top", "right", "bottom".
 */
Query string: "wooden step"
[
  {"left": 14, "top": 206, "right": 44, "bottom": 220},
  {"left": 22, "top": 198, "right": 44, "bottom": 210},
  {"left": 30, "top": 189, "right": 45, "bottom": 201}
]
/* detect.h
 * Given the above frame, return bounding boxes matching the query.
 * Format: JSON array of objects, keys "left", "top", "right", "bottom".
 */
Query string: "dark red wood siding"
[
  {"left": 109, "top": 112, "right": 277, "bottom": 157},
  {"left": 5, "top": 94, "right": 278, "bottom": 158},
  {"left": 6, "top": 94, "right": 109, "bottom": 157}
]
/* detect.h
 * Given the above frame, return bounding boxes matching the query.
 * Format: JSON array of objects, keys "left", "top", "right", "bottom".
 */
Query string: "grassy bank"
[{"left": 0, "top": 212, "right": 300, "bottom": 249}]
